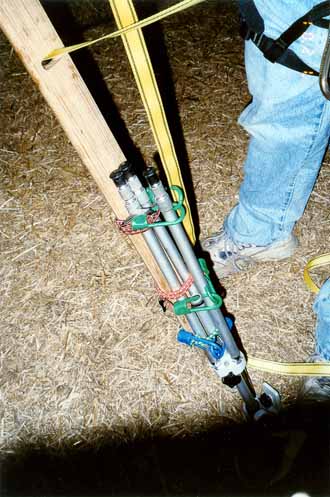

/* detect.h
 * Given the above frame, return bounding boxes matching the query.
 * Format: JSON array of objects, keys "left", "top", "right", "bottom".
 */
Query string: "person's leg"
[
  {"left": 299, "top": 279, "right": 330, "bottom": 402},
  {"left": 225, "top": 41, "right": 330, "bottom": 246},
  {"left": 203, "top": 5, "right": 330, "bottom": 277},
  {"left": 315, "top": 279, "right": 330, "bottom": 361}
]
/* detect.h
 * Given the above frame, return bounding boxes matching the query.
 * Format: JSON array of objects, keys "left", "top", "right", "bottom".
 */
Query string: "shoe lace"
[{"left": 220, "top": 230, "right": 255, "bottom": 270}]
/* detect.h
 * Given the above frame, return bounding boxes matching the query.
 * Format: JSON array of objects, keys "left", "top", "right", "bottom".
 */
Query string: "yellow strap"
[
  {"left": 248, "top": 356, "right": 330, "bottom": 376},
  {"left": 43, "top": 0, "right": 204, "bottom": 62},
  {"left": 108, "top": 0, "right": 196, "bottom": 242},
  {"left": 248, "top": 253, "right": 330, "bottom": 376},
  {"left": 303, "top": 253, "right": 330, "bottom": 294}
]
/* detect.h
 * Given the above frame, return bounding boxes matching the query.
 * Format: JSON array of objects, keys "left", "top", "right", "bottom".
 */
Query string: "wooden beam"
[{"left": 0, "top": 0, "right": 168, "bottom": 289}]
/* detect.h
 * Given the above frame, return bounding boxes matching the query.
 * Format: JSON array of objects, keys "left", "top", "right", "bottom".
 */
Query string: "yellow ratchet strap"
[{"left": 108, "top": 0, "right": 195, "bottom": 242}]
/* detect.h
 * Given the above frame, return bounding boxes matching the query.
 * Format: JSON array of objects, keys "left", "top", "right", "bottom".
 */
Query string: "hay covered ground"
[{"left": 1, "top": 0, "right": 330, "bottom": 455}]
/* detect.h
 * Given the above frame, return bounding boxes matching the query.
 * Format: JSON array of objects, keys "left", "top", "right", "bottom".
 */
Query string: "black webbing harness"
[{"left": 239, "top": 0, "right": 330, "bottom": 83}]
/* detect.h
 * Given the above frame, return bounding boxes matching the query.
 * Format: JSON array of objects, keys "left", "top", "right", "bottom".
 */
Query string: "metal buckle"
[{"left": 251, "top": 32, "right": 264, "bottom": 48}]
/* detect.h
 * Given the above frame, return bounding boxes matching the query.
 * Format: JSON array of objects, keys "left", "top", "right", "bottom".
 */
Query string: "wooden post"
[{"left": 0, "top": 0, "right": 168, "bottom": 289}]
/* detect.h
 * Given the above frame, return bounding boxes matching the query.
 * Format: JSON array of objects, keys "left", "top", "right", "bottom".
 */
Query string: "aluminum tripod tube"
[
  {"left": 124, "top": 171, "right": 217, "bottom": 338},
  {"left": 115, "top": 182, "right": 207, "bottom": 338},
  {"left": 147, "top": 179, "right": 241, "bottom": 360}
]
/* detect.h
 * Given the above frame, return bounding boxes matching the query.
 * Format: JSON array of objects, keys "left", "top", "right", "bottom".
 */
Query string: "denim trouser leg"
[
  {"left": 314, "top": 279, "right": 330, "bottom": 361},
  {"left": 225, "top": 32, "right": 330, "bottom": 246}
]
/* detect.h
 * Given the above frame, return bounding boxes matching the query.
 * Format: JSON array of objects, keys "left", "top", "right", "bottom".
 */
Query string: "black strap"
[
  {"left": 314, "top": 18, "right": 330, "bottom": 29},
  {"left": 240, "top": 21, "right": 319, "bottom": 75},
  {"left": 239, "top": 1, "right": 330, "bottom": 77}
]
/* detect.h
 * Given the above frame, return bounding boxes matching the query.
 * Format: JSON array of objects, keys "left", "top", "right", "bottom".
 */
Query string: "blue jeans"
[
  {"left": 225, "top": 1, "right": 330, "bottom": 359},
  {"left": 225, "top": 0, "right": 330, "bottom": 246},
  {"left": 315, "top": 279, "right": 330, "bottom": 361}
]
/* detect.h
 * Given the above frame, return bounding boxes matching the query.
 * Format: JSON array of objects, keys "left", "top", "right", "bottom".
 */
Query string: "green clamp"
[
  {"left": 146, "top": 187, "right": 159, "bottom": 212},
  {"left": 173, "top": 258, "right": 222, "bottom": 315},
  {"left": 174, "top": 295, "right": 201, "bottom": 315},
  {"left": 131, "top": 185, "right": 186, "bottom": 230}
]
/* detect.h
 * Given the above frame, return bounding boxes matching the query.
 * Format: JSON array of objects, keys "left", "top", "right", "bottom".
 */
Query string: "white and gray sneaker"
[
  {"left": 298, "top": 353, "right": 330, "bottom": 403},
  {"left": 201, "top": 228, "right": 298, "bottom": 278}
]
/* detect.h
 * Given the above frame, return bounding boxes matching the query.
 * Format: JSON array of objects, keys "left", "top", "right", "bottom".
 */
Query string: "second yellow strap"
[
  {"left": 248, "top": 356, "right": 330, "bottom": 376},
  {"left": 249, "top": 253, "right": 330, "bottom": 376},
  {"left": 304, "top": 253, "right": 330, "bottom": 294}
]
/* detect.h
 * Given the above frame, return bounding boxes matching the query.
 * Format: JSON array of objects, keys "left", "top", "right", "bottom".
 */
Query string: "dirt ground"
[{"left": 1, "top": 0, "right": 330, "bottom": 460}]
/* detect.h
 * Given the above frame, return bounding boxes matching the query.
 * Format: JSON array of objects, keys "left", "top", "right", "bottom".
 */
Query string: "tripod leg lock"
[
  {"left": 213, "top": 349, "right": 247, "bottom": 379},
  {"left": 177, "top": 329, "right": 247, "bottom": 379}
]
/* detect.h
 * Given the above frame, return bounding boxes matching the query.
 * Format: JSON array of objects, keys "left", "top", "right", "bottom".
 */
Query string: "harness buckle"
[
  {"left": 264, "top": 38, "right": 288, "bottom": 63},
  {"left": 239, "top": 17, "right": 264, "bottom": 48}
]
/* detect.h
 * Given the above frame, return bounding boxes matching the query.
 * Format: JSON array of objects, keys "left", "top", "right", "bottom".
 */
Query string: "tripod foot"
[{"left": 244, "top": 383, "right": 282, "bottom": 421}]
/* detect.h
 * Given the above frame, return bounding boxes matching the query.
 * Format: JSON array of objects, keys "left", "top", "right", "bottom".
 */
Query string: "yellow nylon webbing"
[
  {"left": 248, "top": 356, "right": 330, "bottom": 377},
  {"left": 108, "top": 0, "right": 195, "bottom": 242},
  {"left": 304, "top": 253, "right": 330, "bottom": 294},
  {"left": 43, "top": 0, "right": 205, "bottom": 63},
  {"left": 248, "top": 253, "right": 330, "bottom": 376}
]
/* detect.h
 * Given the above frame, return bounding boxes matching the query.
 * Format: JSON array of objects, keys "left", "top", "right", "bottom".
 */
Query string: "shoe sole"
[
  {"left": 213, "top": 236, "right": 298, "bottom": 278},
  {"left": 249, "top": 236, "right": 299, "bottom": 261}
]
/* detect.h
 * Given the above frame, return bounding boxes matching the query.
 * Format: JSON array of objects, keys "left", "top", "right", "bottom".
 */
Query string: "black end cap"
[
  {"left": 119, "top": 161, "right": 135, "bottom": 179},
  {"left": 143, "top": 166, "right": 159, "bottom": 186},
  {"left": 110, "top": 169, "right": 126, "bottom": 187}
]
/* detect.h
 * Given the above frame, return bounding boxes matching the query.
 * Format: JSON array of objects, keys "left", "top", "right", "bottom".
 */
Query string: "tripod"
[{"left": 111, "top": 162, "right": 281, "bottom": 419}]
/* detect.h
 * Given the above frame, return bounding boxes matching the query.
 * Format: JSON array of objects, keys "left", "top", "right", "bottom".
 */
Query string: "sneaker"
[
  {"left": 298, "top": 353, "right": 330, "bottom": 403},
  {"left": 201, "top": 228, "right": 298, "bottom": 278}
]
